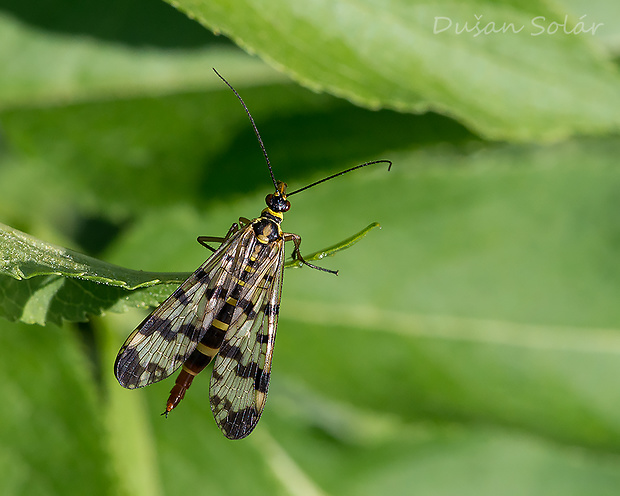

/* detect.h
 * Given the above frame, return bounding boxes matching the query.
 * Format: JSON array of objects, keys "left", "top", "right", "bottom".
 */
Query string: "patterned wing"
[
  {"left": 114, "top": 224, "right": 255, "bottom": 389},
  {"left": 209, "top": 238, "right": 285, "bottom": 439}
]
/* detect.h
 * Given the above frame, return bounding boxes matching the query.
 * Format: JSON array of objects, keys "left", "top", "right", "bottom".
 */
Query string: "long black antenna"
[
  {"left": 288, "top": 160, "right": 392, "bottom": 196},
  {"left": 212, "top": 68, "right": 278, "bottom": 190},
  {"left": 214, "top": 69, "right": 391, "bottom": 195}
]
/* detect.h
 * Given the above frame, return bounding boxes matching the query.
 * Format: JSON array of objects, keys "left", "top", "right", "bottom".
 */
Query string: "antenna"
[
  {"left": 287, "top": 160, "right": 392, "bottom": 196},
  {"left": 212, "top": 68, "right": 278, "bottom": 190},
  {"left": 213, "top": 69, "right": 392, "bottom": 195}
]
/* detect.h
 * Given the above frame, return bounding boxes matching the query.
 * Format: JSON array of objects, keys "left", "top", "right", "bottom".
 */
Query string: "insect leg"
[
  {"left": 284, "top": 232, "right": 338, "bottom": 275},
  {"left": 195, "top": 218, "right": 249, "bottom": 253},
  {"left": 197, "top": 223, "right": 240, "bottom": 252}
]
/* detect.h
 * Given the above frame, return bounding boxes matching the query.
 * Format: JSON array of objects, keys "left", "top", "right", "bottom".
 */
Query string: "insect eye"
[{"left": 266, "top": 194, "right": 290, "bottom": 212}]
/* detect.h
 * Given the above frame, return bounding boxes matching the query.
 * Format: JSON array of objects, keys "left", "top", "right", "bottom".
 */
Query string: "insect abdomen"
[{"left": 164, "top": 295, "right": 237, "bottom": 414}]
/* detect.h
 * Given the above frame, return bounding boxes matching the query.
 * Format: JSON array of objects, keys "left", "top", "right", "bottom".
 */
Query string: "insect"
[{"left": 114, "top": 68, "right": 392, "bottom": 439}]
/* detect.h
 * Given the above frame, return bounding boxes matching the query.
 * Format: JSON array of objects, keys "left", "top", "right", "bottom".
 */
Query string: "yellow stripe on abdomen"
[
  {"left": 211, "top": 319, "right": 230, "bottom": 331},
  {"left": 196, "top": 342, "right": 220, "bottom": 357}
]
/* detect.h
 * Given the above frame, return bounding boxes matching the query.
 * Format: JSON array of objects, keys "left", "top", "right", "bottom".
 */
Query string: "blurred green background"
[{"left": 1, "top": 0, "right": 620, "bottom": 494}]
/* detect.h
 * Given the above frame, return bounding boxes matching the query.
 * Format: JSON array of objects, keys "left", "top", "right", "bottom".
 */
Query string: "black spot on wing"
[
  {"left": 211, "top": 367, "right": 224, "bottom": 382},
  {"left": 211, "top": 393, "right": 261, "bottom": 440},
  {"left": 264, "top": 303, "right": 279, "bottom": 317},
  {"left": 220, "top": 407, "right": 261, "bottom": 440},
  {"left": 219, "top": 343, "right": 243, "bottom": 361},
  {"left": 234, "top": 361, "right": 257, "bottom": 379},
  {"left": 178, "top": 322, "right": 199, "bottom": 338},
  {"left": 136, "top": 316, "right": 172, "bottom": 338},
  {"left": 115, "top": 347, "right": 141, "bottom": 388},
  {"left": 115, "top": 347, "right": 168, "bottom": 389},
  {"left": 237, "top": 298, "right": 256, "bottom": 319},
  {"left": 205, "top": 285, "right": 226, "bottom": 302},
  {"left": 140, "top": 314, "right": 201, "bottom": 342},
  {"left": 210, "top": 394, "right": 232, "bottom": 412},
  {"left": 172, "top": 287, "right": 190, "bottom": 305},
  {"left": 145, "top": 362, "right": 168, "bottom": 381},
  {"left": 230, "top": 361, "right": 269, "bottom": 392},
  {"left": 255, "top": 369, "right": 270, "bottom": 394}
]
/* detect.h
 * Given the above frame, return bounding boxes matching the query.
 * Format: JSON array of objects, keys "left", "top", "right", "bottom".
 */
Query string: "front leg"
[
  {"left": 284, "top": 232, "right": 338, "bottom": 275},
  {"left": 197, "top": 222, "right": 240, "bottom": 252}
]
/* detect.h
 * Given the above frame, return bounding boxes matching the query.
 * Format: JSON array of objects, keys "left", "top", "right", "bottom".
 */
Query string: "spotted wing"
[
  {"left": 209, "top": 238, "right": 285, "bottom": 439},
  {"left": 114, "top": 224, "right": 256, "bottom": 389}
]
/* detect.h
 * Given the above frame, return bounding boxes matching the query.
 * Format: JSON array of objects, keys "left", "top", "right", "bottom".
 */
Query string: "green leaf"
[
  {"left": 0, "top": 222, "right": 379, "bottom": 325},
  {"left": 0, "top": 223, "right": 186, "bottom": 288},
  {"left": 0, "top": 11, "right": 284, "bottom": 109},
  {"left": 0, "top": 320, "right": 117, "bottom": 495},
  {"left": 2, "top": 2, "right": 620, "bottom": 494},
  {"left": 166, "top": 0, "right": 620, "bottom": 141},
  {"left": 0, "top": 222, "right": 185, "bottom": 324}
]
